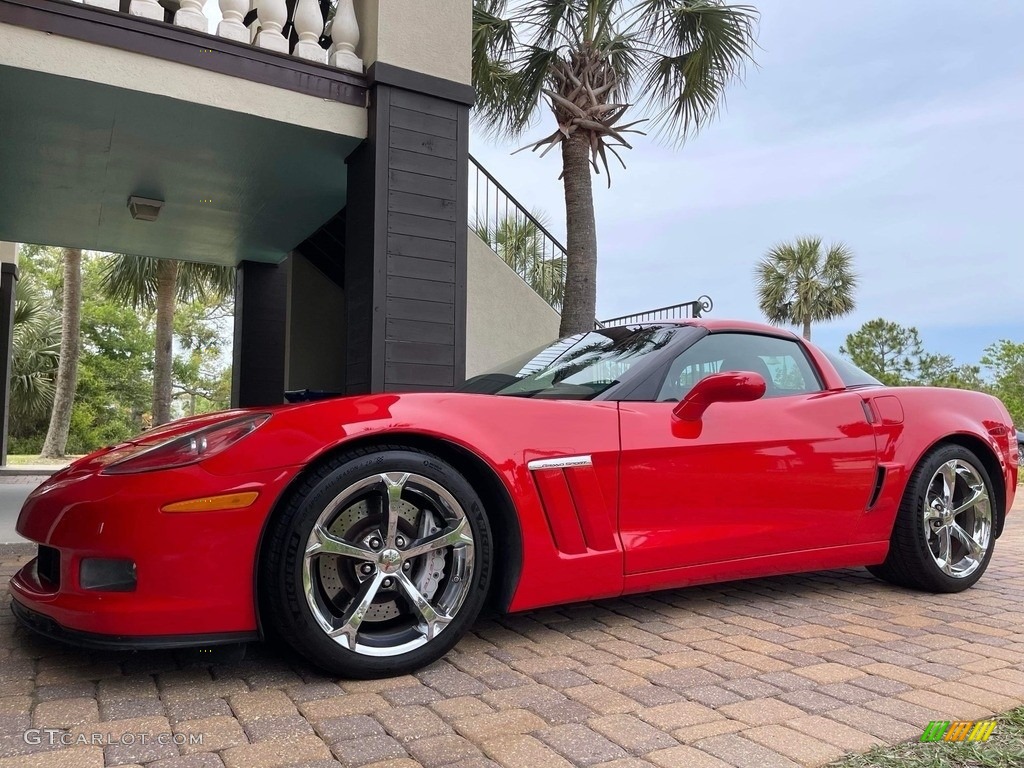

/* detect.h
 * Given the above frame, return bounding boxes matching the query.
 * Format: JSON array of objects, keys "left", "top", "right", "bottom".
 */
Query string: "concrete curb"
[{"left": 0, "top": 465, "right": 61, "bottom": 476}]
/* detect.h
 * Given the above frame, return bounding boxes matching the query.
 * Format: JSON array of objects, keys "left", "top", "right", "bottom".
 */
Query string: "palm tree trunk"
[
  {"left": 152, "top": 259, "right": 179, "bottom": 426},
  {"left": 40, "top": 248, "right": 82, "bottom": 458},
  {"left": 558, "top": 132, "right": 598, "bottom": 337},
  {"left": 802, "top": 315, "right": 812, "bottom": 341}
]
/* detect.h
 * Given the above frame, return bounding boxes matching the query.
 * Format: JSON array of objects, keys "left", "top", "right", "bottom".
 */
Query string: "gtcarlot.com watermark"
[{"left": 24, "top": 730, "right": 203, "bottom": 747}]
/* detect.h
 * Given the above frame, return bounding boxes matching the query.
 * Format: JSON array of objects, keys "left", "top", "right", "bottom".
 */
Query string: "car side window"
[{"left": 656, "top": 333, "right": 823, "bottom": 401}]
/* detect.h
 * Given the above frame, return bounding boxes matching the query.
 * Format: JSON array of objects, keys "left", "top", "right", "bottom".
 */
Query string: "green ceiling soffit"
[{"left": 0, "top": 65, "right": 362, "bottom": 266}]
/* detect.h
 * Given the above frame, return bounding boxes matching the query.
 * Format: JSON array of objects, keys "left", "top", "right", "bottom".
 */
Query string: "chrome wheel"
[
  {"left": 302, "top": 471, "right": 475, "bottom": 657},
  {"left": 922, "top": 459, "right": 992, "bottom": 578}
]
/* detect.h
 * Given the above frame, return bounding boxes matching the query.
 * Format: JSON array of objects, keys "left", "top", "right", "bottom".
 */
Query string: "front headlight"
[{"left": 100, "top": 414, "right": 271, "bottom": 474}]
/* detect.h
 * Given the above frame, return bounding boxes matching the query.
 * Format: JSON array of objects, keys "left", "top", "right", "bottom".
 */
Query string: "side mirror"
[{"left": 672, "top": 371, "right": 766, "bottom": 421}]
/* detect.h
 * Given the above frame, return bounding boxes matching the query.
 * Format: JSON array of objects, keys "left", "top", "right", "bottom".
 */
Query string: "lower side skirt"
[{"left": 622, "top": 541, "right": 890, "bottom": 595}]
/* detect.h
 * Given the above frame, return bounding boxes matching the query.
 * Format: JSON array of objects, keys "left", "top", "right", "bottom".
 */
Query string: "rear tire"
[
  {"left": 260, "top": 447, "right": 492, "bottom": 678},
  {"left": 868, "top": 444, "right": 995, "bottom": 593}
]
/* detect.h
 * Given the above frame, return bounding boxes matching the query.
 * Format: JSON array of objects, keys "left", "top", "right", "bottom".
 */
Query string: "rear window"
[{"left": 823, "top": 351, "right": 883, "bottom": 388}]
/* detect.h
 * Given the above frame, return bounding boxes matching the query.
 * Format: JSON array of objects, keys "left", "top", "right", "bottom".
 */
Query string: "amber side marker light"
[{"left": 162, "top": 492, "right": 259, "bottom": 513}]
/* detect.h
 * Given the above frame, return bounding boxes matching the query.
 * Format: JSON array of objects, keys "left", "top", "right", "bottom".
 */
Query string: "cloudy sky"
[{"left": 470, "top": 0, "right": 1023, "bottom": 367}]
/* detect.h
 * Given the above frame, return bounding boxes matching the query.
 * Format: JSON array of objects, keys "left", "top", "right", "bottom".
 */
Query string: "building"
[{"left": 0, "top": 0, "right": 563, "bottom": 457}]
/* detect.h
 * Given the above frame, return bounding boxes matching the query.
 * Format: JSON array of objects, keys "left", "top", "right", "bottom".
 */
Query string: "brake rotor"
[{"left": 317, "top": 497, "right": 446, "bottom": 622}]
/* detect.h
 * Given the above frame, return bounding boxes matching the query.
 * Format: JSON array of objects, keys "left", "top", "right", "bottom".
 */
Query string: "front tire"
[
  {"left": 261, "top": 447, "right": 492, "bottom": 678},
  {"left": 868, "top": 444, "right": 995, "bottom": 593}
]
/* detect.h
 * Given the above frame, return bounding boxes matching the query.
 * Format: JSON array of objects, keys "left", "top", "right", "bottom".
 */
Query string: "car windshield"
[{"left": 458, "top": 325, "right": 679, "bottom": 399}]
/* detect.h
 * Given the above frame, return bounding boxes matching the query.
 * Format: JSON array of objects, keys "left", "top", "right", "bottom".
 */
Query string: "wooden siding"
[
  {"left": 231, "top": 261, "right": 288, "bottom": 407},
  {"left": 344, "top": 76, "right": 468, "bottom": 393}
]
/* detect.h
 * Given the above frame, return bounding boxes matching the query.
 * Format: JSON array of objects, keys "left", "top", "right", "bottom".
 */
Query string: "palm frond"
[
  {"left": 634, "top": 0, "right": 757, "bottom": 141},
  {"left": 100, "top": 255, "right": 234, "bottom": 308},
  {"left": 473, "top": 0, "right": 539, "bottom": 137},
  {"left": 176, "top": 262, "right": 236, "bottom": 304},
  {"left": 473, "top": 1, "right": 519, "bottom": 128},
  {"left": 511, "top": 46, "right": 564, "bottom": 130},
  {"left": 754, "top": 236, "right": 858, "bottom": 335},
  {"left": 473, "top": 211, "right": 565, "bottom": 309},
  {"left": 519, "top": 0, "right": 583, "bottom": 48},
  {"left": 10, "top": 277, "right": 61, "bottom": 423},
  {"left": 100, "top": 254, "right": 161, "bottom": 310},
  {"left": 602, "top": 30, "right": 644, "bottom": 100}
]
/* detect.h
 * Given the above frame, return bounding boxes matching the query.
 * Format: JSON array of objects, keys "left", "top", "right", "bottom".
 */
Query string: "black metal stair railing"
[
  {"left": 469, "top": 155, "right": 568, "bottom": 311},
  {"left": 469, "top": 156, "right": 712, "bottom": 324},
  {"left": 598, "top": 296, "right": 714, "bottom": 327}
]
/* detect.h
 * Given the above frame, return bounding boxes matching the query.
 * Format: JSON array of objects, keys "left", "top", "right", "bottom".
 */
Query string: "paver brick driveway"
[{"left": 2, "top": 496, "right": 1022, "bottom": 768}]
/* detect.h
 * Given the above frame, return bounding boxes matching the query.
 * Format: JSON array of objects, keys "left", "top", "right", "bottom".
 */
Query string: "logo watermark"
[
  {"left": 24, "top": 730, "right": 203, "bottom": 747},
  {"left": 920, "top": 720, "right": 996, "bottom": 743}
]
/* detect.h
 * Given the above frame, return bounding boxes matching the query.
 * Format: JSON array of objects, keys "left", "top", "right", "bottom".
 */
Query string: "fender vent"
[
  {"left": 867, "top": 466, "right": 886, "bottom": 509},
  {"left": 530, "top": 466, "right": 616, "bottom": 554}
]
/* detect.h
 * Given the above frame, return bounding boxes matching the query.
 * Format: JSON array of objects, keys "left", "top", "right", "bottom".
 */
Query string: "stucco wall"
[
  {"left": 0, "top": 23, "right": 367, "bottom": 138},
  {"left": 0, "top": 243, "right": 17, "bottom": 265},
  {"left": 466, "top": 230, "right": 561, "bottom": 377},
  {"left": 356, "top": 0, "right": 471, "bottom": 86}
]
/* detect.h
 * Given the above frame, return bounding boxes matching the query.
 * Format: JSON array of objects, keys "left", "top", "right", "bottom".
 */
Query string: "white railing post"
[
  {"left": 128, "top": 0, "right": 163, "bottom": 20},
  {"left": 82, "top": 0, "right": 120, "bottom": 11},
  {"left": 292, "top": 0, "right": 326, "bottom": 64},
  {"left": 254, "top": 0, "right": 289, "bottom": 53},
  {"left": 217, "top": 0, "right": 251, "bottom": 42},
  {"left": 329, "top": 0, "right": 362, "bottom": 72},
  {"left": 174, "top": 0, "right": 209, "bottom": 31}
]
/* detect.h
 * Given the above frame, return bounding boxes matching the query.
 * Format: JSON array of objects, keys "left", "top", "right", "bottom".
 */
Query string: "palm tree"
[
  {"left": 754, "top": 236, "right": 857, "bottom": 341},
  {"left": 473, "top": 0, "right": 757, "bottom": 336},
  {"left": 474, "top": 213, "right": 566, "bottom": 309},
  {"left": 9, "top": 276, "right": 61, "bottom": 430},
  {"left": 100, "top": 256, "right": 234, "bottom": 426},
  {"left": 40, "top": 248, "right": 83, "bottom": 458}
]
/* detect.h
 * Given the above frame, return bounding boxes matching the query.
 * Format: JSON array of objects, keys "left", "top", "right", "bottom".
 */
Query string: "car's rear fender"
[{"left": 881, "top": 388, "right": 1015, "bottom": 538}]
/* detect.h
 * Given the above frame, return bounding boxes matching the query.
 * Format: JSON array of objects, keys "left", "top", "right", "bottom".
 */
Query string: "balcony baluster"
[
  {"left": 174, "top": 0, "right": 209, "bottom": 31},
  {"left": 329, "top": 0, "right": 362, "bottom": 72},
  {"left": 292, "top": 0, "right": 326, "bottom": 64},
  {"left": 72, "top": 0, "right": 366, "bottom": 74},
  {"left": 254, "top": 0, "right": 289, "bottom": 53},
  {"left": 127, "top": 0, "right": 163, "bottom": 20},
  {"left": 217, "top": 0, "right": 251, "bottom": 42},
  {"left": 83, "top": 0, "right": 119, "bottom": 11}
]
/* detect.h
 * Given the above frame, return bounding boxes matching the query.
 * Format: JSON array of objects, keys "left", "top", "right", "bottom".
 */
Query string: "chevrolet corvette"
[{"left": 11, "top": 319, "right": 1018, "bottom": 677}]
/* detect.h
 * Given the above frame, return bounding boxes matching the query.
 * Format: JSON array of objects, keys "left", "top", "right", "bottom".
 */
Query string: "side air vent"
[
  {"left": 528, "top": 458, "right": 616, "bottom": 554},
  {"left": 867, "top": 466, "right": 886, "bottom": 509}
]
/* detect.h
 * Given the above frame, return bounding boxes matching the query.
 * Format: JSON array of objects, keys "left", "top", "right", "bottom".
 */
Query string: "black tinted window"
[
  {"left": 822, "top": 351, "right": 883, "bottom": 388},
  {"left": 459, "top": 325, "right": 680, "bottom": 400},
  {"left": 658, "top": 333, "right": 823, "bottom": 401}
]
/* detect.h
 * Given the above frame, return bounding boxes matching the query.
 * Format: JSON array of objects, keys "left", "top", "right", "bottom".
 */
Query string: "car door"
[{"left": 617, "top": 331, "right": 879, "bottom": 574}]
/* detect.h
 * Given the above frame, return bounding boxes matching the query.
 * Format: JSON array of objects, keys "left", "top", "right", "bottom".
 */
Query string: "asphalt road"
[{"left": 0, "top": 478, "right": 45, "bottom": 543}]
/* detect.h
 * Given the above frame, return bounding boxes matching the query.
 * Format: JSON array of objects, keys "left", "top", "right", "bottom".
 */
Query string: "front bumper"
[
  {"left": 10, "top": 459, "right": 298, "bottom": 640},
  {"left": 11, "top": 598, "right": 257, "bottom": 650}
]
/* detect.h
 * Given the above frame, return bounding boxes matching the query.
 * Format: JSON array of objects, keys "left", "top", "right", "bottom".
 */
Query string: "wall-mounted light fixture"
[{"left": 127, "top": 196, "right": 164, "bottom": 222}]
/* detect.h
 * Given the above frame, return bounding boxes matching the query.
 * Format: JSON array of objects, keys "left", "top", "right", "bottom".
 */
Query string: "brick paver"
[{"left": 1, "top": 498, "right": 1022, "bottom": 767}]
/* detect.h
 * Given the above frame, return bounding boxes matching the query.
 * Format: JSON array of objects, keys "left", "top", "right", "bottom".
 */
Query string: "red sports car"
[{"left": 11, "top": 320, "right": 1018, "bottom": 678}]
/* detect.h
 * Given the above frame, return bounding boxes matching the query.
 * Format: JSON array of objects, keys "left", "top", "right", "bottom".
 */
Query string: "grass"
[
  {"left": 829, "top": 707, "right": 1024, "bottom": 768},
  {"left": 5, "top": 454, "right": 82, "bottom": 466}
]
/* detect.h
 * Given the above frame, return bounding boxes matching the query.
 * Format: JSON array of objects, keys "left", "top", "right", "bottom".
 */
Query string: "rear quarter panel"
[{"left": 871, "top": 387, "right": 1016, "bottom": 533}]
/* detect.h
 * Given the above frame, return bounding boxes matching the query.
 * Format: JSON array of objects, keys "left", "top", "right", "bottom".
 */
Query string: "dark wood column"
[
  {"left": 344, "top": 63, "right": 474, "bottom": 394},
  {"left": 0, "top": 263, "right": 17, "bottom": 464},
  {"left": 231, "top": 260, "right": 288, "bottom": 407}
]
